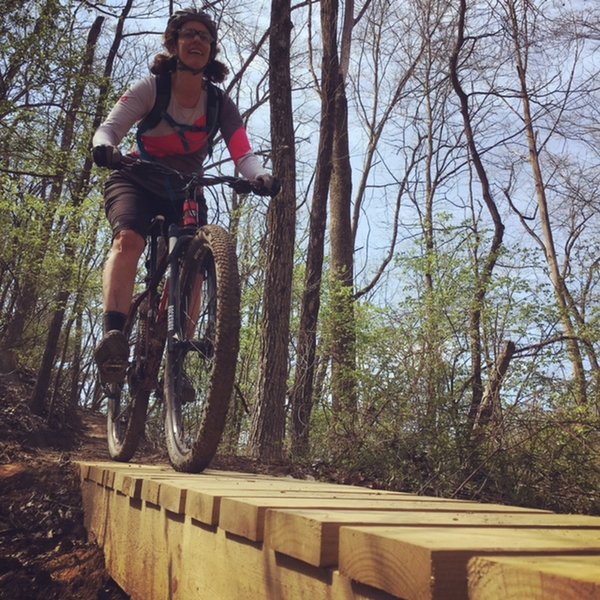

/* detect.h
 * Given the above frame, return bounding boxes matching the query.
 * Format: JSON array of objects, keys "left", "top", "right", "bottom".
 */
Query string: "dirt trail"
[{"left": 0, "top": 403, "right": 130, "bottom": 600}]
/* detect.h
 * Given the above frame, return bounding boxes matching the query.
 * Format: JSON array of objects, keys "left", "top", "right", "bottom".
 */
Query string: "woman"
[{"left": 92, "top": 7, "right": 277, "bottom": 383}]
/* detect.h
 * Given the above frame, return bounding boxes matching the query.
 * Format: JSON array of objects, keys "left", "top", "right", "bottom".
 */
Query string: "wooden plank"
[
  {"left": 80, "top": 462, "right": 172, "bottom": 488},
  {"left": 100, "top": 466, "right": 411, "bottom": 523},
  {"left": 139, "top": 476, "right": 197, "bottom": 508},
  {"left": 219, "top": 496, "right": 546, "bottom": 542},
  {"left": 86, "top": 464, "right": 109, "bottom": 485},
  {"left": 81, "top": 463, "right": 457, "bottom": 524},
  {"left": 93, "top": 461, "right": 367, "bottom": 487},
  {"left": 78, "top": 462, "right": 91, "bottom": 481},
  {"left": 82, "top": 462, "right": 171, "bottom": 476},
  {"left": 82, "top": 463, "right": 599, "bottom": 600},
  {"left": 154, "top": 475, "right": 363, "bottom": 516},
  {"left": 104, "top": 468, "right": 116, "bottom": 489},
  {"left": 114, "top": 473, "right": 144, "bottom": 499},
  {"left": 158, "top": 481, "right": 187, "bottom": 514},
  {"left": 116, "top": 472, "right": 400, "bottom": 501},
  {"left": 468, "top": 555, "right": 600, "bottom": 599},
  {"left": 141, "top": 477, "right": 163, "bottom": 505},
  {"left": 183, "top": 487, "right": 406, "bottom": 526},
  {"left": 339, "top": 526, "right": 600, "bottom": 600},
  {"left": 81, "top": 479, "right": 111, "bottom": 546},
  {"left": 331, "top": 571, "right": 400, "bottom": 600},
  {"left": 79, "top": 461, "right": 420, "bottom": 496},
  {"left": 180, "top": 476, "right": 398, "bottom": 493},
  {"left": 265, "top": 508, "right": 600, "bottom": 567}
]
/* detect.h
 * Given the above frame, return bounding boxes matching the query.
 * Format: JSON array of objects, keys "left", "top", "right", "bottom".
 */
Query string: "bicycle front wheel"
[{"left": 164, "top": 224, "right": 241, "bottom": 472}]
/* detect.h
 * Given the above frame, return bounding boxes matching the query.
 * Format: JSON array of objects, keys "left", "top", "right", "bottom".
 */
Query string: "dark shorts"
[{"left": 104, "top": 167, "right": 207, "bottom": 239}]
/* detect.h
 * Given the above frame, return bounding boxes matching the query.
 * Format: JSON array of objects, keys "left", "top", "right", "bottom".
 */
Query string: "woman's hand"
[
  {"left": 254, "top": 174, "right": 281, "bottom": 196},
  {"left": 92, "top": 145, "right": 123, "bottom": 169}
]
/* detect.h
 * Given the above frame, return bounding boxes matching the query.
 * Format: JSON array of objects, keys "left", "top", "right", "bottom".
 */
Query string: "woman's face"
[{"left": 176, "top": 20, "right": 213, "bottom": 71}]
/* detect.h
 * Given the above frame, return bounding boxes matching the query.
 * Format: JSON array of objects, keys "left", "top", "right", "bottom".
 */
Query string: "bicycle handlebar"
[{"left": 114, "top": 155, "right": 280, "bottom": 198}]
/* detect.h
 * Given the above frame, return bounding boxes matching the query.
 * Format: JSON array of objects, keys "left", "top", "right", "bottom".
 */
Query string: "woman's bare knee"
[{"left": 112, "top": 229, "right": 145, "bottom": 257}]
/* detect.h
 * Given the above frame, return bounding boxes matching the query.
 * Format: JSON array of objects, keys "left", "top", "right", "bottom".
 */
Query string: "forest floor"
[{"left": 0, "top": 369, "right": 314, "bottom": 599}]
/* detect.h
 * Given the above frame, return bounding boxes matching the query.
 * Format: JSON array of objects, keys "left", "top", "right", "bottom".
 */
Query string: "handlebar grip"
[{"left": 230, "top": 177, "right": 282, "bottom": 198}]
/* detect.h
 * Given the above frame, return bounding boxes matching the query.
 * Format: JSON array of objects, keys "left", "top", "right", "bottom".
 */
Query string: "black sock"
[{"left": 103, "top": 311, "right": 127, "bottom": 334}]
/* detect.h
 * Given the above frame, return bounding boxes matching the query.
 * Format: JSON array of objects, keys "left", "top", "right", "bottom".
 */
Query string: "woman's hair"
[
  {"left": 149, "top": 8, "right": 229, "bottom": 83},
  {"left": 149, "top": 54, "right": 229, "bottom": 83}
]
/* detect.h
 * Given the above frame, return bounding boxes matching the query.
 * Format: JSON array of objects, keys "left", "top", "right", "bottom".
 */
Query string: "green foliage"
[
  {"left": 0, "top": 0, "right": 117, "bottom": 404},
  {"left": 302, "top": 225, "right": 600, "bottom": 513},
  {"left": 470, "top": 406, "right": 600, "bottom": 514}
]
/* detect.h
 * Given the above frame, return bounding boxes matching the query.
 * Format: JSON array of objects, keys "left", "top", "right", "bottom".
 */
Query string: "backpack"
[{"left": 136, "top": 72, "right": 223, "bottom": 160}]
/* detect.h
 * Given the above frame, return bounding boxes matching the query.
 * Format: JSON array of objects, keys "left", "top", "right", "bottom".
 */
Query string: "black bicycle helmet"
[{"left": 166, "top": 8, "right": 218, "bottom": 62}]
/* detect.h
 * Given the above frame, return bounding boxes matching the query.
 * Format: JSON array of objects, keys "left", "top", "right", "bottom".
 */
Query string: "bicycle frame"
[{"left": 129, "top": 221, "right": 199, "bottom": 388}]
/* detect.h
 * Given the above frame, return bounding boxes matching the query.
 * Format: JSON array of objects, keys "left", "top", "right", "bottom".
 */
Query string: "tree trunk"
[
  {"left": 248, "top": 0, "right": 296, "bottom": 461},
  {"left": 449, "top": 0, "right": 505, "bottom": 426},
  {"left": 68, "top": 308, "right": 84, "bottom": 410},
  {"left": 329, "top": 0, "right": 357, "bottom": 420},
  {"left": 289, "top": 0, "right": 337, "bottom": 458},
  {"left": 29, "top": 16, "right": 105, "bottom": 415},
  {"left": 506, "top": 0, "right": 587, "bottom": 405},
  {"left": 475, "top": 340, "right": 516, "bottom": 427}
]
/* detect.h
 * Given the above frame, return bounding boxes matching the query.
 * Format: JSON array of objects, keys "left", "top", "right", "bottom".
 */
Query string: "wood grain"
[
  {"left": 468, "top": 555, "right": 600, "bottom": 599},
  {"left": 339, "top": 525, "right": 600, "bottom": 600}
]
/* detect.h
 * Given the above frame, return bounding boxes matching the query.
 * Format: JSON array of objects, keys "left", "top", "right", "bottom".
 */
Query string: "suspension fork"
[{"left": 166, "top": 223, "right": 196, "bottom": 352}]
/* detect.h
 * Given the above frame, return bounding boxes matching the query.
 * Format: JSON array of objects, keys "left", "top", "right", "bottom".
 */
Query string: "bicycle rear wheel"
[
  {"left": 164, "top": 224, "right": 241, "bottom": 472},
  {"left": 106, "top": 297, "right": 163, "bottom": 461}
]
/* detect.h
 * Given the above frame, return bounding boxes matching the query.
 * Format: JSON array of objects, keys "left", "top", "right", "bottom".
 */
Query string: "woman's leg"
[
  {"left": 103, "top": 229, "right": 146, "bottom": 316},
  {"left": 95, "top": 229, "right": 145, "bottom": 383}
]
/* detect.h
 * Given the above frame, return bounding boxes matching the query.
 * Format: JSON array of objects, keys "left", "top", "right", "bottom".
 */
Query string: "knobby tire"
[{"left": 164, "top": 224, "right": 241, "bottom": 472}]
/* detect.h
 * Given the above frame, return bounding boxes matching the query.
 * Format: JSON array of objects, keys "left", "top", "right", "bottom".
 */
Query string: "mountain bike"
[{"left": 100, "top": 157, "right": 278, "bottom": 473}]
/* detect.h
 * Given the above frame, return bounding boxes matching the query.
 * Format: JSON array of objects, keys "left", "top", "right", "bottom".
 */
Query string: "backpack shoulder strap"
[
  {"left": 137, "top": 72, "right": 171, "bottom": 135},
  {"left": 205, "top": 82, "right": 222, "bottom": 158},
  {"left": 136, "top": 75, "right": 222, "bottom": 160}
]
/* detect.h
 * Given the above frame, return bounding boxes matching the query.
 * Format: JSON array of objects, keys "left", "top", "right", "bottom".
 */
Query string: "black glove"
[
  {"left": 92, "top": 145, "right": 122, "bottom": 169},
  {"left": 254, "top": 174, "right": 281, "bottom": 197}
]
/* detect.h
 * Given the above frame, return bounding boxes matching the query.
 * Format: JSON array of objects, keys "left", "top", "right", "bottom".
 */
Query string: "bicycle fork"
[{"left": 166, "top": 224, "right": 195, "bottom": 353}]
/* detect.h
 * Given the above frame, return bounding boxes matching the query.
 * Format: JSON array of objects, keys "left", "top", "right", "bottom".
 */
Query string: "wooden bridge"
[{"left": 79, "top": 461, "right": 600, "bottom": 599}]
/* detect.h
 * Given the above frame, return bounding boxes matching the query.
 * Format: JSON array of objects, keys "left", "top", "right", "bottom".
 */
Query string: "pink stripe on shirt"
[{"left": 227, "top": 127, "right": 252, "bottom": 163}]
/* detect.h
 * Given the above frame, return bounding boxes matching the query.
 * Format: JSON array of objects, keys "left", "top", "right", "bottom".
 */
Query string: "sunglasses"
[{"left": 178, "top": 28, "right": 214, "bottom": 44}]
